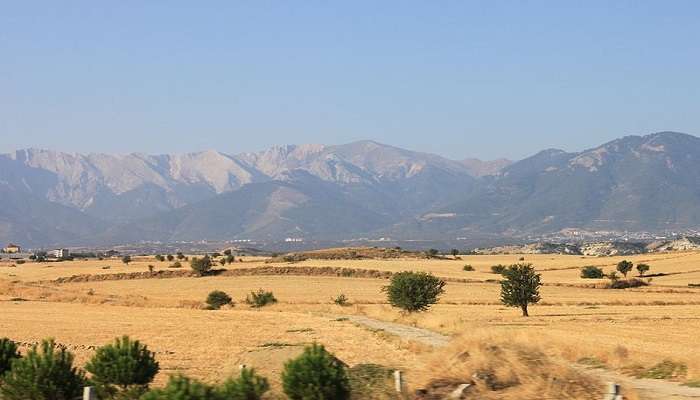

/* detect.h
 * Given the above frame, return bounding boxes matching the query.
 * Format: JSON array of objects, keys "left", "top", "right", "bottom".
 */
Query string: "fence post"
[
  {"left": 394, "top": 370, "right": 403, "bottom": 393},
  {"left": 603, "top": 382, "right": 620, "bottom": 400},
  {"left": 83, "top": 386, "right": 96, "bottom": 400}
]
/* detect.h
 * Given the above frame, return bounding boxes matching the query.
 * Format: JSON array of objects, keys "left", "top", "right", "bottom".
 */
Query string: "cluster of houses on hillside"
[{"left": 1, "top": 243, "right": 71, "bottom": 261}]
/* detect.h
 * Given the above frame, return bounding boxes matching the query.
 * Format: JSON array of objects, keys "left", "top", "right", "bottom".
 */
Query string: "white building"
[{"left": 48, "top": 248, "right": 70, "bottom": 258}]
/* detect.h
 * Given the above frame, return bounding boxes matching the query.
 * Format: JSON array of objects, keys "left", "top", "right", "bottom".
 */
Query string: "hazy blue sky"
[{"left": 1, "top": 1, "right": 698, "bottom": 160}]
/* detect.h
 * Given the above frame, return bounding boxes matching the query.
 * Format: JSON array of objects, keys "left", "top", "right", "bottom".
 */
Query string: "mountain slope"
[
  {"left": 415, "top": 132, "right": 700, "bottom": 235},
  {"left": 93, "top": 175, "right": 393, "bottom": 244}
]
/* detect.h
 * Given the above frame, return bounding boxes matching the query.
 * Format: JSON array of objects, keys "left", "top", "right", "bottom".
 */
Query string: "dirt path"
[
  {"left": 341, "top": 314, "right": 700, "bottom": 400},
  {"left": 338, "top": 314, "right": 450, "bottom": 347}
]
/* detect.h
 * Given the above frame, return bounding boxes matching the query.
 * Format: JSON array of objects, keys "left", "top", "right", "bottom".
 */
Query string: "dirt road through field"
[{"left": 341, "top": 314, "right": 700, "bottom": 400}]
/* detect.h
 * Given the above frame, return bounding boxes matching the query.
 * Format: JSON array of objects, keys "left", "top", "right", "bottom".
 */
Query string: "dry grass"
[
  {"left": 1, "top": 250, "right": 699, "bottom": 394},
  {"left": 422, "top": 331, "right": 607, "bottom": 400},
  {"left": 0, "top": 301, "right": 426, "bottom": 389}
]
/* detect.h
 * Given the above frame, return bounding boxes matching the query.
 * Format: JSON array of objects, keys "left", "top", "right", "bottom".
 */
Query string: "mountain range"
[{"left": 2, "top": 132, "right": 699, "bottom": 247}]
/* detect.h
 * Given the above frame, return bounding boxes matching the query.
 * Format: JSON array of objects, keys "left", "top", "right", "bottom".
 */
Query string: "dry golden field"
[{"left": 1, "top": 250, "right": 700, "bottom": 398}]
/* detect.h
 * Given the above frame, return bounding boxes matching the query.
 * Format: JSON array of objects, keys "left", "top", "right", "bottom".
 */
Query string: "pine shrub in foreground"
[
  {"left": 218, "top": 368, "right": 269, "bottom": 400},
  {"left": 140, "top": 375, "right": 219, "bottom": 400},
  {"left": 0, "top": 339, "right": 86, "bottom": 400},
  {"left": 282, "top": 343, "right": 350, "bottom": 400},
  {"left": 0, "top": 337, "right": 20, "bottom": 376},
  {"left": 85, "top": 336, "right": 159, "bottom": 399}
]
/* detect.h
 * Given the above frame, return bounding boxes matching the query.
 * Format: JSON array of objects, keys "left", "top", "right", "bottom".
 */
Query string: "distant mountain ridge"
[{"left": 2, "top": 132, "right": 700, "bottom": 247}]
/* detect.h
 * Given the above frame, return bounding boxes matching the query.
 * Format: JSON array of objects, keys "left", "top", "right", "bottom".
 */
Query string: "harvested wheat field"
[{"left": 2, "top": 250, "right": 700, "bottom": 398}]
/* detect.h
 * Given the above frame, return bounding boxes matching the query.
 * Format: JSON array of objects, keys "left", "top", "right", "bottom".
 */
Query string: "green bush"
[
  {"left": 282, "top": 344, "right": 350, "bottom": 400},
  {"left": 246, "top": 289, "right": 277, "bottom": 308},
  {"left": 85, "top": 336, "right": 159, "bottom": 399},
  {"left": 333, "top": 294, "right": 350, "bottom": 306},
  {"left": 0, "top": 339, "right": 86, "bottom": 400},
  {"left": 0, "top": 337, "right": 20, "bottom": 376},
  {"left": 206, "top": 290, "right": 233, "bottom": 310},
  {"left": 190, "top": 256, "right": 212, "bottom": 276},
  {"left": 122, "top": 255, "right": 132, "bottom": 265},
  {"left": 580, "top": 266, "right": 605, "bottom": 279},
  {"left": 491, "top": 264, "right": 507, "bottom": 274},
  {"left": 218, "top": 368, "right": 269, "bottom": 400},
  {"left": 383, "top": 271, "right": 445, "bottom": 312},
  {"left": 463, "top": 265, "right": 474, "bottom": 271},
  {"left": 141, "top": 375, "right": 219, "bottom": 400}
]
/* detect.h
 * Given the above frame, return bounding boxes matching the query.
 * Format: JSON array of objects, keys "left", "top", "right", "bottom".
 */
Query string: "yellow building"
[{"left": 2, "top": 244, "right": 21, "bottom": 254}]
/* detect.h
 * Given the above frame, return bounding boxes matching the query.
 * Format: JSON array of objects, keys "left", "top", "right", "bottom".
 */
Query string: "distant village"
[{"left": 1, "top": 243, "right": 73, "bottom": 261}]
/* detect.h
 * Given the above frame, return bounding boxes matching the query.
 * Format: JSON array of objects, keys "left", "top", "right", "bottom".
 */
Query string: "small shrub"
[
  {"left": 218, "top": 368, "right": 269, "bottom": 400},
  {"left": 333, "top": 294, "right": 350, "bottom": 306},
  {"left": 426, "top": 249, "right": 439, "bottom": 258},
  {"left": 206, "top": 290, "right": 233, "bottom": 310},
  {"left": 86, "top": 336, "right": 159, "bottom": 399},
  {"left": 463, "top": 265, "right": 474, "bottom": 271},
  {"left": 155, "top": 255, "right": 165, "bottom": 262},
  {"left": 141, "top": 375, "right": 219, "bottom": 400},
  {"left": 246, "top": 289, "right": 277, "bottom": 308},
  {"left": 282, "top": 343, "right": 350, "bottom": 400},
  {"left": 0, "top": 338, "right": 20, "bottom": 376},
  {"left": 638, "top": 360, "right": 688, "bottom": 380},
  {"left": 190, "top": 256, "right": 212, "bottom": 276},
  {"left": 347, "top": 364, "right": 394, "bottom": 399},
  {"left": 148, "top": 265, "right": 155, "bottom": 273},
  {"left": 15, "top": 260, "right": 25, "bottom": 265},
  {"left": 169, "top": 261, "right": 182, "bottom": 269},
  {"left": 607, "top": 278, "right": 649, "bottom": 289},
  {"left": 383, "top": 271, "right": 445, "bottom": 312},
  {"left": 580, "top": 266, "right": 605, "bottom": 279},
  {"left": 491, "top": 264, "right": 507, "bottom": 274},
  {"left": 166, "top": 255, "right": 175, "bottom": 262},
  {"left": 121, "top": 255, "right": 132, "bottom": 265},
  {"left": 0, "top": 339, "right": 86, "bottom": 400}
]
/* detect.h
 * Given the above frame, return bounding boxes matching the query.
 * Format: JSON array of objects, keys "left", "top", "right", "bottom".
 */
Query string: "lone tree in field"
[
  {"left": 617, "top": 260, "right": 633, "bottom": 278},
  {"left": 86, "top": 336, "right": 159, "bottom": 399},
  {"left": 451, "top": 249, "right": 459, "bottom": 258},
  {"left": 0, "top": 338, "right": 20, "bottom": 376},
  {"left": 636, "top": 263, "right": 650, "bottom": 276},
  {"left": 121, "top": 255, "right": 132, "bottom": 265},
  {"left": 190, "top": 255, "right": 212, "bottom": 276},
  {"left": 0, "top": 339, "right": 86, "bottom": 400},
  {"left": 282, "top": 343, "right": 350, "bottom": 400},
  {"left": 500, "top": 263, "right": 541, "bottom": 317},
  {"left": 383, "top": 271, "right": 446, "bottom": 312}
]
